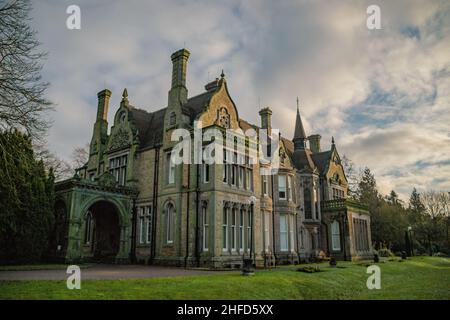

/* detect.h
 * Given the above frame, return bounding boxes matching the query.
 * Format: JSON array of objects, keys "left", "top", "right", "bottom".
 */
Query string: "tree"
[
  {"left": 341, "top": 154, "right": 358, "bottom": 198},
  {"left": 420, "top": 190, "right": 448, "bottom": 255},
  {"left": 71, "top": 143, "right": 89, "bottom": 169},
  {"left": 33, "top": 141, "right": 72, "bottom": 180},
  {"left": 0, "top": 129, "right": 55, "bottom": 263},
  {"left": 0, "top": 0, "right": 52, "bottom": 139}
]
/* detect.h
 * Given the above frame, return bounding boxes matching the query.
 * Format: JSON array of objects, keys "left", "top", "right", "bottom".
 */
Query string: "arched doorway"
[{"left": 84, "top": 201, "right": 121, "bottom": 262}]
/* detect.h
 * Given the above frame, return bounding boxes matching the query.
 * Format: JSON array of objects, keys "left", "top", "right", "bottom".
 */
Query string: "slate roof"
[
  {"left": 128, "top": 106, "right": 166, "bottom": 150},
  {"left": 126, "top": 90, "right": 334, "bottom": 177},
  {"left": 182, "top": 90, "right": 215, "bottom": 122}
]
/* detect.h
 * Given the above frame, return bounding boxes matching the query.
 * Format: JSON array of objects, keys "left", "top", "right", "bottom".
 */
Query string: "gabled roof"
[
  {"left": 311, "top": 150, "right": 332, "bottom": 174},
  {"left": 128, "top": 106, "right": 166, "bottom": 150}
]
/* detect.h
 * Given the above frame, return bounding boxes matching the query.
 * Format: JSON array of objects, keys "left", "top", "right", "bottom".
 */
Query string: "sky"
[{"left": 30, "top": 0, "right": 450, "bottom": 200}]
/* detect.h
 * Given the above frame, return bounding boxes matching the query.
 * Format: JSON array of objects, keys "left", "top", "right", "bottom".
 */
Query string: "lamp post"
[
  {"left": 242, "top": 196, "right": 256, "bottom": 276},
  {"left": 408, "top": 226, "right": 414, "bottom": 257}
]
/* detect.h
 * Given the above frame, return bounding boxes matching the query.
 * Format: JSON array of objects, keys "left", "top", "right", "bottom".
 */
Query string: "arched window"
[
  {"left": 166, "top": 203, "right": 174, "bottom": 244},
  {"left": 331, "top": 220, "right": 341, "bottom": 251},
  {"left": 202, "top": 205, "right": 209, "bottom": 251},
  {"left": 304, "top": 188, "right": 312, "bottom": 219}
]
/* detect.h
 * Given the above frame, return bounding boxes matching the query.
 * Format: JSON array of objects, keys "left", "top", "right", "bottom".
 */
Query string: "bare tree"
[
  {"left": 0, "top": 0, "right": 52, "bottom": 139},
  {"left": 341, "top": 154, "right": 359, "bottom": 198},
  {"left": 71, "top": 143, "right": 89, "bottom": 169},
  {"left": 33, "top": 141, "right": 72, "bottom": 180}
]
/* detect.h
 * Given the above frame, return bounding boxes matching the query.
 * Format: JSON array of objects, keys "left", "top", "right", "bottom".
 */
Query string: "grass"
[{"left": 0, "top": 257, "right": 449, "bottom": 300}]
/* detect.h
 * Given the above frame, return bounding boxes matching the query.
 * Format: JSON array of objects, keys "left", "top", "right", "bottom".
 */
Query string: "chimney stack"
[
  {"left": 96, "top": 89, "right": 111, "bottom": 121},
  {"left": 259, "top": 107, "right": 273, "bottom": 136},
  {"left": 171, "top": 49, "right": 190, "bottom": 88},
  {"left": 309, "top": 134, "right": 321, "bottom": 153}
]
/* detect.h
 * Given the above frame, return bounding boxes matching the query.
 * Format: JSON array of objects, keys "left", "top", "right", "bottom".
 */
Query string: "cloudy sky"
[{"left": 30, "top": 0, "right": 450, "bottom": 200}]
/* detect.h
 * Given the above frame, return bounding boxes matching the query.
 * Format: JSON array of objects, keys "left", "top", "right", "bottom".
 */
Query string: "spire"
[
  {"left": 121, "top": 88, "right": 129, "bottom": 107},
  {"left": 293, "top": 97, "right": 307, "bottom": 150}
]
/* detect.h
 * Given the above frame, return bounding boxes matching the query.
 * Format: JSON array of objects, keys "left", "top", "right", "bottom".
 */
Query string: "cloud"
[{"left": 29, "top": 0, "right": 450, "bottom": 200}]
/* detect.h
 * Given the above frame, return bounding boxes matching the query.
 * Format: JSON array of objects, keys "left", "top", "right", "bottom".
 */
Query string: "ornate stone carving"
[
  {"left": 97, "top": 172, "right": 117, "bottom": 188},
  {"left": 217, "top": 107, "right": 230, "bottom": 129},
  {"left": 109, "top": 127, "right": 130, "bottom": 151}
]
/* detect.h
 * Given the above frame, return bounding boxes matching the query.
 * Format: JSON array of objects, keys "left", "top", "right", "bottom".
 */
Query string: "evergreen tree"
[{"left": 0, "top": 130, "right": 55, "bottom": 263}]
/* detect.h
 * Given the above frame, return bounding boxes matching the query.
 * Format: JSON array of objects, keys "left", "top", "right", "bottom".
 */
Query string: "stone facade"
[{"left": 53, "top": 49, "right": 373, "bottom": 268}]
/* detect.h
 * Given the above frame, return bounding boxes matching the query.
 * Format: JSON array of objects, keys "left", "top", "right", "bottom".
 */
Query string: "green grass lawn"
[{"left": 0, "top": 257, "right": 449, "bottom": 300}]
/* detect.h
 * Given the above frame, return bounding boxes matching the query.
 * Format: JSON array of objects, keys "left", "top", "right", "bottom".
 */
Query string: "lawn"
[{"left": 0, "top": 257, "right": 449, "bottom": 300}]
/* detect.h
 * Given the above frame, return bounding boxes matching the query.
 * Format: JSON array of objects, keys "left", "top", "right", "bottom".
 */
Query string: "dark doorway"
[
  {"left": 88, "top": 201, "right": 121, "bottom": 262},
  {"left": 48, "top": 200, "right": 69, "bottom": 261}
]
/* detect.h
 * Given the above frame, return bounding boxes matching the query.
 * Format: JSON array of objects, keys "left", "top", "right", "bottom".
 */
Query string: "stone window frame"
[
  {"left": 165, "top": 202, "right": 175, "bottom": 245},
  {"left": 331, "top": 219, "right": 341, "bottom": 251},
  {"left": 202, "top": 202, "right": 209, "bottom": 252}
]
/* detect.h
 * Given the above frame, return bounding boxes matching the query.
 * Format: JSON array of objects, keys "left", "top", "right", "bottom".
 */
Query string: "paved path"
[{"left": 0, "top": 265, "right": 229, "bottom": 281}]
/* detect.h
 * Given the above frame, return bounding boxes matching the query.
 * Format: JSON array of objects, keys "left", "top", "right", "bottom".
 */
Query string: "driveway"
[{"left": 0, "top": 264, "right": 227, "bottom": 281}]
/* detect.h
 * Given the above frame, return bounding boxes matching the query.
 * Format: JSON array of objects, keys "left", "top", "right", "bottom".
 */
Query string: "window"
[
  {"left": 166, "top": 204, "right": 174, "bottom": 244},
  {"left": 304, "top": 188, "right": 312, "bottom": 219},
  {"left": 331, "top": 220, "right": 341, "bottom": 251},
  {"left": 146, "top": 206, "right": 152, "bottom": 244},
  {"left": 202, "top": 206, "right": 209, "bottom": 251},
  {"left": 246, "top": 169, "right": 252, "bottom": 191},
  {"left": 247, "top": 210, "right": 252, "bottom": 250},
  {"left": 223, "top": 149, "right": 228, "bottom": 183},
  {"left": 84, "top": 212, "right": 93, "bottom": 244},
  {"left": 280, "top": 215, "right": 288, "bottom": 251},
  {"left": 222, "top": 207, "right": 228, "bottom": 251},
  {"left": 169, "top": 112, "right": 176, "bottom": 126},
  {"left": 231, "top": 208, "right": 237, "bottom": 251},
  {"left": 203, "top": 163, "right": 209, "bottom": 183},
  {"left": 167, "top": 152, "right": 175, "bottom": 184},
  {"left": 262, "top": 175, "right": 268, "bottom": 196},
  {"left": 109, "top": 154, "right": 128, "bottom": 186},
  {"left": 139, "top": 208, "right": 146, "bottom": 244},
  {"left": 289, "top": 215, "right": 295, "bottom": 252},
  {"left": 231, "top": 153, "right": 237, "bottom": 185},
  {"left": 287, "top": 176, "right": 293, "bottom": 201},
  {"left": 239, "top": 210, "right": 244, "bottom": 251},
  {"left": 239, "top": 167, "right": 244, "bottom": 188},
  {"left": 278, "top": 175, "right": 286, "bottom": 200},
  {"left": 314, "top": 188, "right": 319, "bottom": 219},
  {"left": 264, "top": 212, "right": 270, "bottom": 252}
]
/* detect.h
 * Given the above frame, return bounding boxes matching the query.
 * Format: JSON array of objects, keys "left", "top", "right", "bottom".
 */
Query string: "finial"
[
  {"left": 220, "top": 69, "right": 225, "bottom": 78},
  {"left": 332, "top": 136, "right": 335, "bottom": 145},
  {"left": 296, "top": 97, "right": 300, "bottom": 111},
  {"left": 122, "top": 88, "right": 128, "bottom": 99}
]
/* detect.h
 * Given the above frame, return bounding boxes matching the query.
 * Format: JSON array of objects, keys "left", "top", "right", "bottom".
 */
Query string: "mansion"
[{"left": 53, "top": 49, "right": 372, "bottom": 268}]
